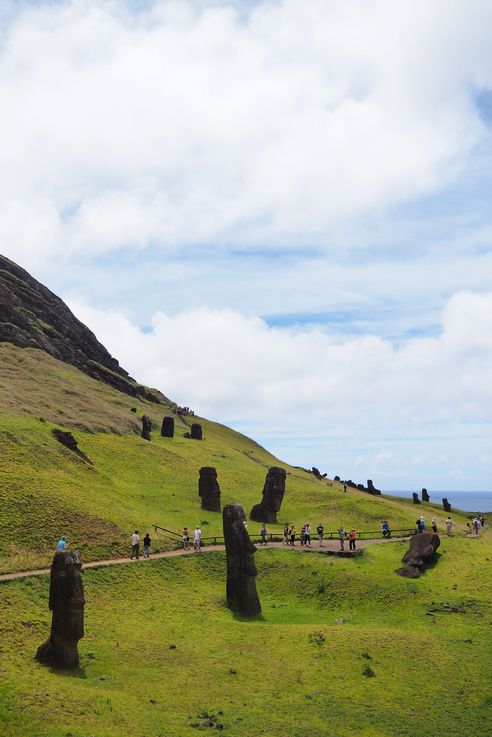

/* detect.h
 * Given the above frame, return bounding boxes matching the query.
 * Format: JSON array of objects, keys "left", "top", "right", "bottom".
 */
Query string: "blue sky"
[{"left": 1, "top": 0, "right": 492, "bottom": 489}]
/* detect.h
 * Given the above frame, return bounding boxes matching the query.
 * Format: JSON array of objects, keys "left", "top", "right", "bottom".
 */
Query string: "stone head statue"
[
  {"left": 36, "top": 550, "right": 85, "bottom": 668},
  {"left": 223, "top": 503, "right": 261, "bottom": 616},
  {"left": 199, "top": 467, "right": 221, "bottom": 512},
  {"left": 262, "top": 467, "right": 286, "bottom": 513}
]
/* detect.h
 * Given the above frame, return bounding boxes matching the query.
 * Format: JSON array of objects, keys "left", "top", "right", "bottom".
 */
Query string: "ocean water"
[{"left": 384, "top": 490, "right": 492, "bottom": 513}]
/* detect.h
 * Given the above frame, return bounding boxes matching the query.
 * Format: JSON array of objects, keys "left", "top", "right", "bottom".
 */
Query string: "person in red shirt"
[{"left": 349, "top": 529, "right": 357, "bottom": 551}]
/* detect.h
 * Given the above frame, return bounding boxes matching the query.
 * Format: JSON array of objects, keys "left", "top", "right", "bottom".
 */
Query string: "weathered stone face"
[
  {"left": 190, "top": 423, "right": 202, "bottom": 440},
  {"left": 250, "top": 467, "right": 286, "bottom": 523},
  {"left": 421, "top": 488, "right": 430, "bottom": 502},
  {"left": 412, "top": 492, "right": 421, "bottom": 505},
  {"left": 223, "top": 503, "right": 261, "bottom": 617},
  {"left": 199, "top": 467, "right": 221, "bottom": 512},
  {"left": 396, "top": 531, "right": 440, "bottom": 578},
  {"left": 161, "top": 416, "right": 174, "bottom": 438},
  {"left": 141, "top": 415, "right": 152, "bottom": 441},
  {"left": 366, "top": 480, "right": 382, "bottom": 496},
  {"left": 36, "top": 551, "right": 85, "bottom": 668},
  {"left": 442, "top": 497, "right": 452, "bottom": 512}
]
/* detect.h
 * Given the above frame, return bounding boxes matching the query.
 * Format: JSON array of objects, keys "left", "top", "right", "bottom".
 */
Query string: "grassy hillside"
[
  {"left": 0, "top": 532, "right": 490, "bottom": 737},
  {"left": 0, "top": 343, "right": 471, "bottom": 574}
]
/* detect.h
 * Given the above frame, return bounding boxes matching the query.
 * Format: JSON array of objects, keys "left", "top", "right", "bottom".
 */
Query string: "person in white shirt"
[
  {"left": 194, "top": 526, "right": 202, "bottom": 550},
  {"left": 445, "top": 517, "right": 453, "bottom": 536},
  {"left": 131, "top": 530, "right": 140, "bottom": 559}
]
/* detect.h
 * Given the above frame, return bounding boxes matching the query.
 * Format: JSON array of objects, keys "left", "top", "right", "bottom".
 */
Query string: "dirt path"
[{"left": 0, "top": 536, "right": 411, "bottom": 583}]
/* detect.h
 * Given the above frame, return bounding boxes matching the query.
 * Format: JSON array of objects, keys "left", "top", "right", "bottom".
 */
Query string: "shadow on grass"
[
  {"left": 231, "top": 611, "right": 266, "bottom": 623},
  {"left": 47, "top": 664, "right": 87, "bottom": 679}
]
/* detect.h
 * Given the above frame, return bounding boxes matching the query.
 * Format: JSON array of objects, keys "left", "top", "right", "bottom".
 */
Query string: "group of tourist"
[
  {"left": 130, "top": 531, "right": 152, "bottom": 559},
  {"left": 175, "top": 406, "right": 195, "bottom": 416}
]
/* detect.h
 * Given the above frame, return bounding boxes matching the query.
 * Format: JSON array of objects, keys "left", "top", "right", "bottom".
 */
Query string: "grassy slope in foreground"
[
  {"left": 0, "top": 532, "right": 491, "bottom": 737},
  {"left": 0, "top": 343, "right": 471, "bottom": 574}
]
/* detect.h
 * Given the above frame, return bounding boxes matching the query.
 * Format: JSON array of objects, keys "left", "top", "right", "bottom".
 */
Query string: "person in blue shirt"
[{"left": 56, "top": 536, "right": 68, "bottom": 552}]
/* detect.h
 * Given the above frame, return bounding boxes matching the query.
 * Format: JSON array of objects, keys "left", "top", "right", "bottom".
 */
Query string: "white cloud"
[
  {"left": 0, "top": 0, "right": 492, "bottom": 262},
  {"left": 67, "top": 289, "right": 492, "bottom": 488}
]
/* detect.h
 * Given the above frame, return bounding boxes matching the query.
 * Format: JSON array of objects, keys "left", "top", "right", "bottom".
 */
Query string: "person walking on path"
[
  {"left": 317, "top": 523, "right": 324, "bottom": 546},
  {"left": 283, "top": 524, "right": 289, "bottom": 545},
  {"left": 56, "top": 536, "right": 68, "bottom": 552},
  {"left": 143, "top": 533, "right": 151, "bottom": 558},
  {"left": 289, "top": 525, "right": 296, "bottom": 546},
  {"left": 431, "top": 517, "right": 438, "bottom": 533},
  {"left": 182, "top": 527, "right": 190, "bottom": 550},
  {"left": 349, "top": 529, "right": 356, "bottom": 551},
  {"left": 381, "top": 521, "right": 391, "bottom": 538},
  {"left": 305, "top": 523, "right": 311, "bottom": 546},
  {"left": 193, "top": 526, "right": 202, "bottom": 550},
  {"left": 480, "top": 514, "right": 485, "bottom": 527},
  {"left": 131, "top": 530, "right": 140, "bottom": 560},
  {"left": 445, "top": 517, "right": 453, "bottom": 536},
  {"left": 338, "top": 527, "right": 345, "bottom": 551},
  {"left": 260, "top": 524, "right": 268, "bottom": 545},
  {"left": 473, "top": 517, "right": 480, "bottom": 535}
]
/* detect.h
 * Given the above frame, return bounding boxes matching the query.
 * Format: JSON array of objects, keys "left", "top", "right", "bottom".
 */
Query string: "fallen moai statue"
[
  {"left": 223, "top": 503, "right": 261, "bottom": 617},
  {"left": 199, "top": 467, "right": 221, "bottom": 512},
  {"left": 250, "top": 466, "right": 286, "bottom": 523},
  {"left": 36, "top": 551, "right": 85, "bottom": 668},
  {"left": 396, "top": 531, "right": 440, "bottom": 578}
]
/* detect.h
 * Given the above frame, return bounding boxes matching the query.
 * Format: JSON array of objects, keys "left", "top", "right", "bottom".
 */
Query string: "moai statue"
[
  {"left": 250, "top": 467, "right": 286, "bottom": 524},
  {"left": 161, "top": 416, "right": 174, "bottom": 438},
  {"left": 442, "top": 498, "right": 452, "bottom": 512},
  {"left": 396, "top": 531, "right": 440, "bottom": 578},
  {"left": 141, "top": 415, "right": 152, "bottom": 441},
  {"left": 36, "top": 551, "right": 85, "bottom": 669},
  {"left": 199, "top": 467, "right": 221, "bottom": 512},
  {"left": 223, "top": 503, "right": 261, "bottom": 617},
  {"left": 190, "top": 423, "right": 202, "bottom": 440},
  {"left": 367, "top": 480, "right": 382, "bottom": 496},
  {"left": 421, "top": 488, "right": 430, "bottom": 502},
  {"left": 412, "top": 492, "right": 421, "bottom": 505}
]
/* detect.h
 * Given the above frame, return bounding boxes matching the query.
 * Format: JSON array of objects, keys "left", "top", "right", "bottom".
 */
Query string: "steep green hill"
[{"left": 0, "top": 342, "right": 469, "bottom": 575}]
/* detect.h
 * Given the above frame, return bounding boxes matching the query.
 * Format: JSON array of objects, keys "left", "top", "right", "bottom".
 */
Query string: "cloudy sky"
[{"left": 1, "top": 0, "right": 492, "bottom": 489}]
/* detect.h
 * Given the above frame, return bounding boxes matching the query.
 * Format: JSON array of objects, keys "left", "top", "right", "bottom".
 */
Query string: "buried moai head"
[
  {"left": 161, "top": 416, "right": 174, "bottom": 438},
  {"left": 396, "top": 531, "right": 440, "bottom": 578},
  {"left": 223, "top": 503, "right": 261, "bottom": 617},
  {"left": 442, "top": 497, "right": 452, "bottom": 512},
  {"left": 190, "top": 423, "right": 202, "bottom": 440},
  {"left": 199, "top": 467, "right": 221, "bottom": 512},
  {"left": 421, "top": 488, "right": 430, "bottom": 502},
  {"left": 250, "top": 467, "right": 287, "bottom": 523},
  {"left": 141, "top": 415, "right": 152, "bottom": 441},
  {"left": 412, "top": 492, "right": 421, "bottom": 505},
  {"left": 36, "top": 551, "right": 85, "bottom": 669}
]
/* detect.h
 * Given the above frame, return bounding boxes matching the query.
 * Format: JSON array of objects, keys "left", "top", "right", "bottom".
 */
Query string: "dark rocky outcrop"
[
  {"left": 223, "top": 503, "right": 261, "bottom": 617},
  {"left": 412, "top": 492, "right": 421, "bottom": 505},
  {"left": 190, "top": 423, "right": 202, "bottom": 440},
  {"left": 344, "top": 478, "right": 381, "bottom": 496},
  {"left": 250, "top": 467, "right": 286, "bottom": 523},
  {"left": 52, "top": 429, "right": 92, "bottom": 464},
  {"left": 199, "top": 467, "right": 221, "bottom": 512},
  {"left": 0, "top": 254, "right": 163, "bottom": 403},
  {"left": 334, "top": 475, "right": 341, "bottom": 481},
  {"left": 141, "top": 416, "right": 152, "bottom": 441},
  {"left": 443, "top": 498, "right": 452, "bottom": 512},
  {"left": 421, "top": 488, "right": 430, "bottom": 502},
  {"left": 396, "top": 531, "right": 440, "bottom": 578},
  {"left": 161, "top": 416, "right": 174, "bottom": 438},
  {"left": 311, "top": 467, "right": 327, "bottom": 479},
  {"left": 36, "top": 551, "right": 85, "bottom": 668}
]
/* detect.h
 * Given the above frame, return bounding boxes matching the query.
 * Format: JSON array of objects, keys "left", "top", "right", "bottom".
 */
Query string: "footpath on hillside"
[{"left": 0, "top": 536, "right": 412, "bottom": 583}]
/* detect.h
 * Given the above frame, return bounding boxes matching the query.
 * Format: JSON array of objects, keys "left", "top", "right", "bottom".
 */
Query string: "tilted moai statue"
[
  {"left": 442, "top": 497, "right": 452, "bottom": 512},
  {"left": 161, "top": 416, "right": 174, "bottom": 438},
  {"left": 141, "top": 415, "right": 152, "bottom": 441},
  {"left": 250, "top": 466, "right": 286, "bottom": 523},
  {"left": 223, "top": 503, "right": 261, "bottom": 617},
  {"left": 367, "top": 480, "right": 382, "bottom": 496},
  {"left": 412, "top": 492, "right": 421, "bottom": 505},
  {"left": 396, "top": 531, "right": 440, "bottom": 578},
  {"left": 190, "top": 423, "right": 202, "bottom": 440},
  {"left": 36, "top": 551, "right": 85, "bottom": 669},
  {"left": 421, "top": 488, "right": 430, "bottom": 502},
  {"left": 199, "top": 467, "right": 221, "bottom": 512}
]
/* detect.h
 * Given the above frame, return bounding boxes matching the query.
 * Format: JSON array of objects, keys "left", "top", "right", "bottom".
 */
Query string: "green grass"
[
  {"left": 0, "top": 532, "right": 490, "bottom": 737},
  {"left": 0, "top": 344, "right": 472, "bottom": 574}
]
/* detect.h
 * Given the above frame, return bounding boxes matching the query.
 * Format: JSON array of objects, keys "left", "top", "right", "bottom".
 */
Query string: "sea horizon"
[{"left": 384, "top": 489, "right": 492, "bottom": 513}]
